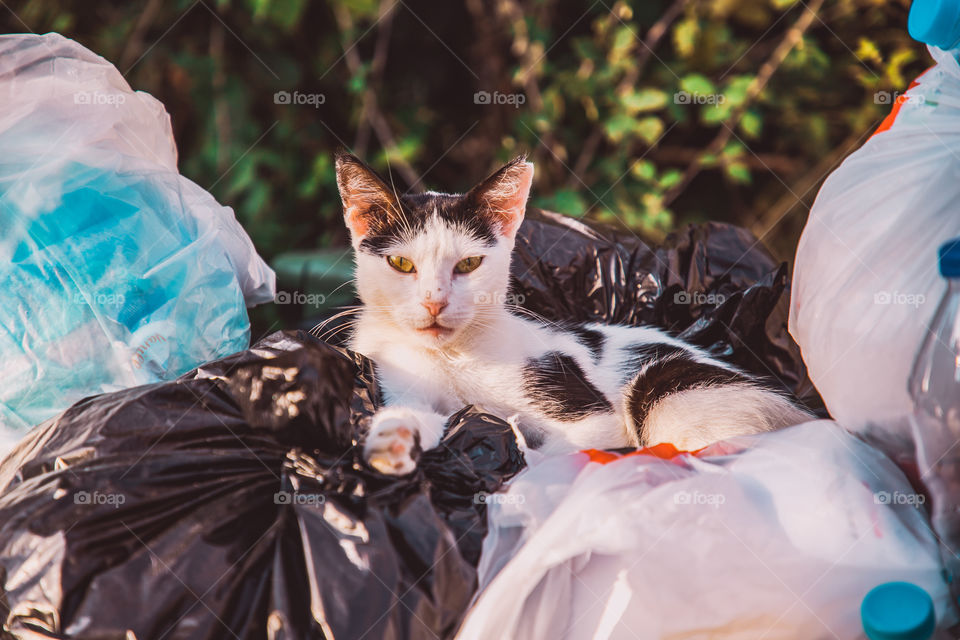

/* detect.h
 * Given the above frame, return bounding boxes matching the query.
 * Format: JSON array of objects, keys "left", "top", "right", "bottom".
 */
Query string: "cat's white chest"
[{"left": 380, "top": 344, "right": 524, "bottom": 416}]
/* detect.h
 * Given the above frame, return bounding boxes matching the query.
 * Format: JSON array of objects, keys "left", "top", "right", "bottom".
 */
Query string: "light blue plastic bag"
[{"left": 0, "top": 34, "right": 276, "bottom": 443}]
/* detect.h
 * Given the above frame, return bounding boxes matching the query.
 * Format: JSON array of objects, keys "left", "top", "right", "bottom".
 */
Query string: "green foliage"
[{"left": 3, "top": 0, "right": 927, "bottom": 262}]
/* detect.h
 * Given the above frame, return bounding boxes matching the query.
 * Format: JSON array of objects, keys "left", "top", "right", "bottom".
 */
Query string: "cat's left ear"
[
  {"left": 335, "top": 151, "right": 403, "bottom": 242},
  {"left": 467, "top": 156, "right": 534, "bottom": 238}
]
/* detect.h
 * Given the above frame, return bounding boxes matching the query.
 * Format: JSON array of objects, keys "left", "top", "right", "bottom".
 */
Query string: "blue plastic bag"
[{"left": 0, "top": 34, "right": 275, "bottom": 443}]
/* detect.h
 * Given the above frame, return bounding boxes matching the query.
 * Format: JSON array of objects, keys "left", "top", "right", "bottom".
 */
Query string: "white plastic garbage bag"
[
  {"left": 458, "top": 422, "right": 953, "bottom": 639},
  {"left": 0, "top": 33, "right": 276, "bottom": 441},
  {"left": 789, "top": 45, "right": 960, "bottom": 439}
]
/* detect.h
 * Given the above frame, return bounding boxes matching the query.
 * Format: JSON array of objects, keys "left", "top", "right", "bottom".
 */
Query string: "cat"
[{"left": 333, "top": 152, "right": 813, "bottom": 474}]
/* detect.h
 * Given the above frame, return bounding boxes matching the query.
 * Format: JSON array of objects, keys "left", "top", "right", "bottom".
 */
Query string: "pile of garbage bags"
[
  {"left": 459, "top": 423, "right": 951, "bottom": 639},
  {"left": 3, "top": 28, "right": 955, "bottom": 640},
  {"left": 0, "top": 331, "right": 525, "bottom": 639},
  {"left": 0, "top": 199, "right": 811, "bottom": 637}
]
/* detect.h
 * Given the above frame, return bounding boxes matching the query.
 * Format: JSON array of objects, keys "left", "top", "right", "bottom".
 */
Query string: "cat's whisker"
[
  {"left": 325, "top": 278, "right": 358, "bottom": 299},
  {"left": 309, "top": 306, "right": 365, "bottom": 338},
  {"left": 503, "top": 304, "right": 564, "bottom": 330},
  {"left": 320, "top": 321, "right": 359, "bottom": 344},
  {"left": 316, "top": 317, "right": 360, "bottom": 341}
]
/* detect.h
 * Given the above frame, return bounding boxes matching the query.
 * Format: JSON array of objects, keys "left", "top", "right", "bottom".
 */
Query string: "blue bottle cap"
[
  {"left": 940, "top": 238, "right": 960, "bottom": 278},
  {"left": 861, "top": 582, "right": 936, "bottom": 640},
  {"left": 909, "top": 0, "right": 960, "bottom": 49}
]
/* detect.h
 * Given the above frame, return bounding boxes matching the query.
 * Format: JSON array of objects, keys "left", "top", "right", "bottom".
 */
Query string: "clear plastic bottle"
[{"left": 909, "top": 238, "right": 960, "bottom": 617}]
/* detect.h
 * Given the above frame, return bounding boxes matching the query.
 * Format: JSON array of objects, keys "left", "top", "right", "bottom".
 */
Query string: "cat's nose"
[{"left": 421, "top": 300, "right": 448, "bottom": 317}]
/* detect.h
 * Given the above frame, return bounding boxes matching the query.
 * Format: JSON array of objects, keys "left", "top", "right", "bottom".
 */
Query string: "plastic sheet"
[
  {"left": 0, "top": 331, "right": 525, "bottom": 639},
  {"left": 0, "top": 33, "right": 276, "bottom": 439},
  {"left": 790, "top": 44, "right": 960, "bottom": 438},
  {"left": 458, "top": 422, "right": 954, "bottom": 639}
]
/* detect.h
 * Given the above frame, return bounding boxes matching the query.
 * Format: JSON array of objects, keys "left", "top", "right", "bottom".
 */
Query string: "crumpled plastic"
[
  {"left": 790, "top": 44, "right": 960, "bottom": 437},
  {"left": 457, "top": 422, "right": 954, "bottom": 640},
  {"left": 0, "top": 33, "right": 276, "bottom": 438},
  {"left": 0, "top": 331, "right": 525, "bottom": 640}
]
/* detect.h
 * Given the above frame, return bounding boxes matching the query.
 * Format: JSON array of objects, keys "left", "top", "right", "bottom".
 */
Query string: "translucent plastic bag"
[
  {"left": 790, "top": 45, "right": 960, "bottom": 440},
  {"left": 0, "top": 34, "right": 275, "bottom": 439},
  {"left": 458, "top": 422, "right": 954, "bottom": 640}
]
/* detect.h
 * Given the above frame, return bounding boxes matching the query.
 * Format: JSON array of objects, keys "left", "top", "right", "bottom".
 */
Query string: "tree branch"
[
  {"left": 333, "top": 3, "right": 419, "bottom": 187},
  {"left": 569, "top": 0, "right": 688, "bottom": 186},
  {"left": 120, "top": 0, "right": 164, "bottom": 71},
  {"left": 661, "top": 0, "right": 826, "bottom": 208},
  {"left": 355, "top": 0, "right": 397, "bottom": 158}
]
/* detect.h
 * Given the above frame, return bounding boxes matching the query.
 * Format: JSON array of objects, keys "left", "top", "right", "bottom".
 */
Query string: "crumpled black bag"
[
  {"left": 0, "top": 332, "right": 524, "bottom": 640},
  {"left": 0, "top": 211, "right": 818, "bottom": 640}
]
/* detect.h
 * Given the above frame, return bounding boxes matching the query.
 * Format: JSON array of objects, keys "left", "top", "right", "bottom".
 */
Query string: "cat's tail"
[{"left": 626, "top": 355, "right": 814, "bottom": 451}]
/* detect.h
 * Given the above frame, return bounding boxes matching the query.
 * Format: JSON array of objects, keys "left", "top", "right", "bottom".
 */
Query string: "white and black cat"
[{"left": 333, "top": 152, "right": 812, "bottom": 474}]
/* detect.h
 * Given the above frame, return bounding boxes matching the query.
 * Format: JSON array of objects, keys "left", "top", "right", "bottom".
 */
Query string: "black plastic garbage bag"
[{"left": 0, "top": 331, "right": 524, "bottom": 640}]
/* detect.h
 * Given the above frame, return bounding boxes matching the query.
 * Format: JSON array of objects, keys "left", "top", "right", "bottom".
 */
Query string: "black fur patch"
[
  {"left": 523, "top": 352, "right": 613, "bottom": 421},
  {"left": 358, "top": 193, "right": 498, "bottom": 254},
  {"left": 564, "top": 324, "right": 606, "bottom": 362},
  {"left": 619, "top": 342, "right": 691, "bottom": 383},
  {"left": 517, "top": 423, "right": 546, "bottom": 449},
  {"left": 627, "top": 353, "right": 751, "bottom": 445}
]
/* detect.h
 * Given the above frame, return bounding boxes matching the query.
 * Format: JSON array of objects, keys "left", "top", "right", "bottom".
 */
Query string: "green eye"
[
  {"left": 454, "top": 256, "right": 483, "bottom": 274},
  {"left": 387, "top": 256, "right": 415, "bottom": 273}
]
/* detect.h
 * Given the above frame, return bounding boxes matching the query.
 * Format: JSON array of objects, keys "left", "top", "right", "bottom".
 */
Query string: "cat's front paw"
[{"left": 363, "top": 408, "right": 426, "bottom": 475}]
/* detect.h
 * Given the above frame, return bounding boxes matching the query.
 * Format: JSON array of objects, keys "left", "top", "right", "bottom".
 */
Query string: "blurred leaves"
[{"left": 2, "top": 0, "right": 927, "bottom": 261}]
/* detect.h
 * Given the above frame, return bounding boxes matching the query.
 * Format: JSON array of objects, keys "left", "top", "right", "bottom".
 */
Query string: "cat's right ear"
[
  {"left": 335, "top": 151, "right": 401, "bottom": 240},
  {"left": 467, "top": 156, "right": 534, "bottom": 239}
]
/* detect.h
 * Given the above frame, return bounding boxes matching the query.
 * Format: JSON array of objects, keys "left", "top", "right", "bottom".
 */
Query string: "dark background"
[{"left": 1, "top": 0, "right": 929, "bottom": 335}]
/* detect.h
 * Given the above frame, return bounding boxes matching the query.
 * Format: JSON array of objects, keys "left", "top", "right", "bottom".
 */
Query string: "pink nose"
[{"left": 421, "top": 300, "right": 448, "bottom": 317}]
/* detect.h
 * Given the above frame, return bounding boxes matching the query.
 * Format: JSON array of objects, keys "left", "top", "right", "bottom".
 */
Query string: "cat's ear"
[
  {"left": 467, "top": 156, "right": 534, "bottom": 238},
  {"left": 335, "top": 151, "right": 402, "bottom": 240}
]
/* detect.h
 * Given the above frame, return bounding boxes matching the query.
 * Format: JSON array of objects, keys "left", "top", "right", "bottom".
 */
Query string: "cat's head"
[{"left": 335, "top": 152, "right": 533, "bottom": 348}]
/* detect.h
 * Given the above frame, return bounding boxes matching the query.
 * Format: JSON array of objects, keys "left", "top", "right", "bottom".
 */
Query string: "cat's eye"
[
  {"left": 387, "top": 255, "right": 415, "bottom": 273},
  {"left": 454, "top": 256, "right": 483, "bottom": 274}
]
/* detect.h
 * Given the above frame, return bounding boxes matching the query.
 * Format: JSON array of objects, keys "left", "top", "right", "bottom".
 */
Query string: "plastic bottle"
[
  {"left": 909, "top": 238, "right": 960, "bottom": 620},
  {"left": 909, "top": 0, "right": 960, "bottom": 49},
  {"left": 862, "top": 582, "right": 936, "bottom": 640}
]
